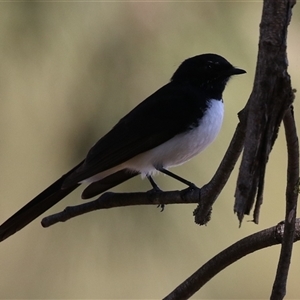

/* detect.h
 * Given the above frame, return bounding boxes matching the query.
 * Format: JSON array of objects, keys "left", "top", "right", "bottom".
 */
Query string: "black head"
[{"left": 171, "top": 53, "right": 246, "bottom": 95}]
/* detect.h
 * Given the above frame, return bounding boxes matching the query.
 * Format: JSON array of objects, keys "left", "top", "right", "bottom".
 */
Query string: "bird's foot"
[
  {"left": 146, "top": 185, "right": 165, "bottom": 211},
  {"left": 157, "top": 204, "right": 165, "bottom": 212}
]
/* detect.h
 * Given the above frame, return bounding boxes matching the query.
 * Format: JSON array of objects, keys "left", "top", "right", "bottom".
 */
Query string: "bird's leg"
[
  {"left": 156, "top": 167, "right": 197, "bottom": 189},
  {"left": 147, "top": 174, "right": 162, "bottom": 192},
  {"left": 146, "top": 175, "right": 165, "bottom": 211}
]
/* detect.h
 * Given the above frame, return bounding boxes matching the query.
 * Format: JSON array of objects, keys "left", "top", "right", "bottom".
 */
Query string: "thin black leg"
[
  {"left": 146, "top": 175, "right": 161, "bottom": 192},
  {"left": 157, "top": 167, "right": 196, "bottom": 188},
  {"left": 146, "top": 175, "right": 165, "bottom": 211}
]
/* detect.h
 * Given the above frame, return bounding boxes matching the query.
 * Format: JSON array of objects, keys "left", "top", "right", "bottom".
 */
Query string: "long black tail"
[
  {"left": 0, "top": 166, "right": 139, "bottom": 242},
  {"left": 0, "top": 163, "right": 83, "bottom": 242}
]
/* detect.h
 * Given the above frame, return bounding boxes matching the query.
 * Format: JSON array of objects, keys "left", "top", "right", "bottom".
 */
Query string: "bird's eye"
[
  {"left": 207, "top": 61, "right": 213, "bottom": 69},
  {"left": 207, "top": 61, "right": 221, "bottom": 71}
]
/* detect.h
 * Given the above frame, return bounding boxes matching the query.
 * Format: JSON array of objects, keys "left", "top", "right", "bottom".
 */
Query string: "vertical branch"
[
  {"left": 234, "top": 0, "right": 296, "bottom": 223},
  {"left": 270, "top": 107, "right": 299, "bottom": 299}
]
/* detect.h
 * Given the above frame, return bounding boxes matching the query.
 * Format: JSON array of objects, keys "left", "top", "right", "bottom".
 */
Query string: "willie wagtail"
[{"left": 0, "top": 53, "right": 246, "bottom": 241}]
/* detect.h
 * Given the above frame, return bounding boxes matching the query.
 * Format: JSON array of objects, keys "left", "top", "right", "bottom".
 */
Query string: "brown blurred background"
[{"left": 0, "top": 2, "right": 299, "bottom": 299}]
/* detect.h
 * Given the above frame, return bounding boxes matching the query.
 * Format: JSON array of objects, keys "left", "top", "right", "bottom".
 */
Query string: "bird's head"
[{"left": 171, "top": 53, "right": 246, "bottom": 92}]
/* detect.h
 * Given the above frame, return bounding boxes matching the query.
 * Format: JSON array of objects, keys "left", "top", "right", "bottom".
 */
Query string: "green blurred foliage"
[{"left": 0, "top": 2, "right": 299, "bottom": 299}]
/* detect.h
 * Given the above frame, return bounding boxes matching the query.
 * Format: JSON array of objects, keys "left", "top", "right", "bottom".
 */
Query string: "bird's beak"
[{"left": 231, "top": 67, "right": 246, "bottom": 75}]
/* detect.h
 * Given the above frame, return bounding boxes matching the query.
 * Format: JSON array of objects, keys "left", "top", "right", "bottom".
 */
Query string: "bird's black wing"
[{"left": 63, "top": 82, "right": 206, "bottom": 187}]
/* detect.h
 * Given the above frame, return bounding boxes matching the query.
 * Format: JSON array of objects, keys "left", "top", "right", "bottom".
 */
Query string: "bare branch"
[
  {"left": 41, "top": 188, "right": 200, "bottom": 227},
  {"left": 163, "top": 219, "right": 300, "bottom": 300},
  {"left": 271, "top": 107, "right": 299, "bottom": 299},
  {"left": 234, "top": 0, "right": 296, "bottom": 224}
]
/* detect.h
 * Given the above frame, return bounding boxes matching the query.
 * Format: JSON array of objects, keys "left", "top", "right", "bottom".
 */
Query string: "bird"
[{"left": 0, "top": 53, "right": 246, "bottom": 242}]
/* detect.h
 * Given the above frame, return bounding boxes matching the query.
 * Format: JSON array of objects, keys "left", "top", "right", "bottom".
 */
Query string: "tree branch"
[
  {"left": 234, "top": 0, "right": 296, "bottom": 224},
  {"left": 271, "top": 107, "right": 299, "bottom": 299},
  {"left": 41, "top": 188, "right": 200, "bottom": 227},
  {"left": 163, "top": 219, "right": 300, "bottom": 300}
]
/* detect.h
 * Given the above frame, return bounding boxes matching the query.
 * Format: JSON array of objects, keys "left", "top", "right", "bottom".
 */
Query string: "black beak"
[{"left": 231, "top": 67, "right": 246, "bottom": 75}]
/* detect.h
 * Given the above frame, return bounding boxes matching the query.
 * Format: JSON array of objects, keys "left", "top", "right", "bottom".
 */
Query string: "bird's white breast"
[{"left": 124, "top": 99, "right": 224, "bottom": 176}]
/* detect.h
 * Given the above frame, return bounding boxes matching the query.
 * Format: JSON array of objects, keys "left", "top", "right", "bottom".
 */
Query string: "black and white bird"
[{"left": 0, "top": 53, "right": 246, "bottom": 241}]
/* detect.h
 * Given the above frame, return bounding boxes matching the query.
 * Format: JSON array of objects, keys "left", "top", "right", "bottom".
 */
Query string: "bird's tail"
[
  {"left": 0, "top": 166, "right": 139, "bottom": 242},
  {"left": 0, "top": 163, "right": 83, "bottom": 242}
]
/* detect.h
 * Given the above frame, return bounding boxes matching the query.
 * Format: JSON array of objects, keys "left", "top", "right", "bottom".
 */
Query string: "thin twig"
[{"left": 270, "top": 107, "right": 299, "bottom": 299}]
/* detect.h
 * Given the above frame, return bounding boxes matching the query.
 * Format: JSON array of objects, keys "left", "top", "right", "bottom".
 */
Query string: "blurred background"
[{"left": 0, "top": 2, "right": 299, "bottom": 299}]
